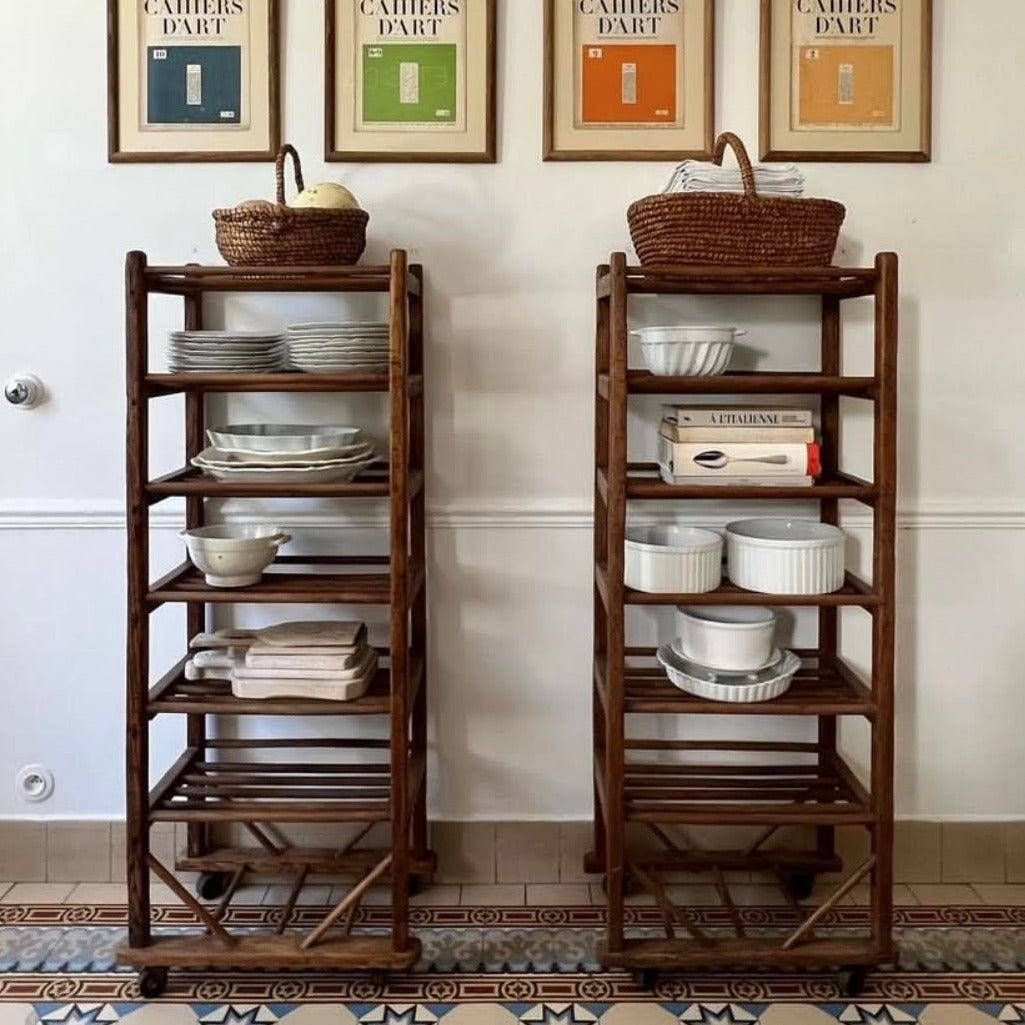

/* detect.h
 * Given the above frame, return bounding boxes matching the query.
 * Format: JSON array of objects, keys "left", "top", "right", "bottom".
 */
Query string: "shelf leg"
[
  {"left": 183, "top": 285, "right": 210, "bottom": 865},
  {"left": 389, "top": 249, "right": 412, "bottom": 952},
  {"left": 603, "top": 253, "right": 630, "bottom": 954},
  {"left": 408, "top": 263, "right": 429, "bottom": 867},
  {"left": 125, "top": 251, "right": 152, "bottom": 947}
]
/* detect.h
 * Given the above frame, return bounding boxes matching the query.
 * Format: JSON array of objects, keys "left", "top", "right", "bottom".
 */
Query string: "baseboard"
[{"left": 1, "top": 820, "right": 1022, "bottom": 886}]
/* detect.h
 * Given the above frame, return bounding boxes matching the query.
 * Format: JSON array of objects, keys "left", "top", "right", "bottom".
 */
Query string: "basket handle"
[
  {"left": 275, "top": 144, "right": 305, "bottom": 206},
  {"left": 713, "top": 132, "right": 757, "bottom": 199}
]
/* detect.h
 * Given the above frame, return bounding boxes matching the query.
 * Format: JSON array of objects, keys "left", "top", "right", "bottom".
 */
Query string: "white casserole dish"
[
  {"left": 632, "top": 326, "right": 745, "bottom": 377},
  {"left": 676, "top": 606, "right": 776, "bottom": 671},
  {"left": 726, "top": 518, "right": 846, "bottom": 595},
  {"left": 624, "top": 525, "right": 723, "bottom": 594}
]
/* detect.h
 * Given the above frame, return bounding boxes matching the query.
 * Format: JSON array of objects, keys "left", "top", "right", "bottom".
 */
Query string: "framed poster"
[
  {"left": 326, "top": 0, "right": 496, "bottom": 163},
  {"left": 107, "top": 0, "right": 280, "bottom": 162},
  {"left": 543, "top": 0, "right": 714, "bottom": 161},
  {"left": 760, "top": 0, "right": 932, "bottom": 162}
]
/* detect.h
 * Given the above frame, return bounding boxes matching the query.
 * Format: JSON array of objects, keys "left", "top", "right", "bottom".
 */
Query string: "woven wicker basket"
[
  {"left": 213, "top": 145, "right": 369, "bottom": 267},
  {"left": 628, "top": 133, "right": 845, "bottom": 267}
]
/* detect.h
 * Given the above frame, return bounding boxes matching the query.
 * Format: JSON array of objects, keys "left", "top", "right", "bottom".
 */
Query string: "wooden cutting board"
[
  {"left": 231, "top": 653, "right": 378, "bottom": 701},
  {"left": 190, "top": 621, "right": 367, "bottom": 650}
]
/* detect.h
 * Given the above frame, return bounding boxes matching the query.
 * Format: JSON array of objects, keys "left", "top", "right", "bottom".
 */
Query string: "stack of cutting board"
[{"left": 186, "top": 621, "right": 378, "bottom": 701}]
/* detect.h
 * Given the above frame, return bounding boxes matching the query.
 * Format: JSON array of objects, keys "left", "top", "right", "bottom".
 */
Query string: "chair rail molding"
[{"left": 0, "top": 497, "right": 1024, "bottom": 532}]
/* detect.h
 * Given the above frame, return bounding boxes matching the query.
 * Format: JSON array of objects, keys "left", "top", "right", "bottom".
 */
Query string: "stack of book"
[{"left": 658, "top": 406, "right": 820, "bottom": 488}]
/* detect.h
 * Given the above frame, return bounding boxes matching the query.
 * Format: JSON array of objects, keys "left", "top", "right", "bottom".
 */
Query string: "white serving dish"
[
  {"left": 198, "top": 442, "right": 374, "bottom": 467},
  {"left": 192, "top": 454, "right": 377, "bottom": 484},
  {"left": 676, "top": 606, "right": 776, "bottom": 671},
  {"left": 624, "top": 525, "right": 723, "bottom": 594},
  {"left": 207, "top": 424, "right": 363, "bottom": 454},
  {"left": 726, "top": 518, "right": 846, "bottom": 595},
  {"left": 632, "top": 326, "right": 744, "bottom": 377},
  {"left": 657, "top": 644, "right": 801, "bottom": 703},
  {"left": 181, "top": 525, "right": 291, "bottom": 587}
]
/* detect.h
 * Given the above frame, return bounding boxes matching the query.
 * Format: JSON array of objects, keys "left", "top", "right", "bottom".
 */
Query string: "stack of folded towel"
[
  {"left": 663, "top": 160, "right": 805, "bottom": 198},
  {"left": 186, "top": 620, "right": 378, "bottom": 701}
]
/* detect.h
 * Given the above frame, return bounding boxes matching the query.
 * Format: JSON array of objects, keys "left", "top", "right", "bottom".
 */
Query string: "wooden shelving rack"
[
  {"left": 118, "top": 252, "right": 433, "bottom": 995},
  {"left": 590, "top": 254, "right": 898, "bottom": 993}
]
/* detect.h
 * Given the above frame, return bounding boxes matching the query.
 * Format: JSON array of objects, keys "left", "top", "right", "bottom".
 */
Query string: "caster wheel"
[
  {"left": 632, "top": 969, "right": 658, "bottom": 991},
  {"left": 782, "top": 872, "right": 816, "bottom": 902},
  {"left": 370, "top": 970, "right": 390, "bottom": 989},
  {"left": 839, "top": 967, "right": 868, "bottom": 998},
  {"left": 138, "top": 967, "right": 169, "bottom": 999},
  {"left": 195, "top": 872, "right": 231, "bottom": 902}
]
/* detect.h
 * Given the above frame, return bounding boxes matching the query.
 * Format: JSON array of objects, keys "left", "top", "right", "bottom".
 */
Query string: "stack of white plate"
[
  {"left": 168, "top": 331, "right": 287, "bottom": 373},
  {"left": 287, "top": 322, "right": 390, "bottom": 374},
  {"left": 193, "top": 424, "right": 377, "bottom": 484}
]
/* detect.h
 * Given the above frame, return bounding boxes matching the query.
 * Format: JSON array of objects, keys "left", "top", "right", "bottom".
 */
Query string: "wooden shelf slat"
[
  {"left": 597, "top": 263, "right": 878, "bottom": 299},
  {"left": 594, "top": 746, "right": 872, "bottom": 827},
  {"left": 149, "top": 657, "right": 425, "bottom": 717},
  {"left": 146, "top": 557, "right": 425, "bottom": 606},
  {"left": 621, "top": 370, "right": 877, "bottom": 396},
  {"left": 147, "top": 465, "right": 392, "bottom": 500},
  {"left": 599, "top": 651, "right": 876, "bottom": 717},
  {"left": 150, "top": 747, "right": 396, "bottom": 824},
  {"left": 118, "top": 934, "right": 420, "bottom": 970},
  {"left": 598, "top": 936, "right": 885, "bottom": 969},
  {"left": 595, "top": 564, "right": 879, "bottom": 608},
  {"left": 605, "top": 465, "right": 877, "bottom": 502},
  {"left": 146, "top": 373, "right": 422, "bottom": 395},
  {"left": 178, "top": 846, "right": 437, "bottom": 877}
]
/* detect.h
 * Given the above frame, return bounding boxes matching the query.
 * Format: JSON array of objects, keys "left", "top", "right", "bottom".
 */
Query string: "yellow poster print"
[
  {"left": 790, "top": 0, "right": 903, "bottom": 132},
  {"left": 798, "top": 44, "right": 894, "bottom": 127}
]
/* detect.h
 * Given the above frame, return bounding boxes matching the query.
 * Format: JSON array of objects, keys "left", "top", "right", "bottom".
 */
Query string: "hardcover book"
[
  {"left": 659, "top": 418, "right": 816, "bottom": 445},
  {"left": 658, "top": 436, "right": 821, "bottom": 477},
  {"left": 665, "top": 405, "right": 815, "bottom": 428},
  {"left": 657, "top": 464, "right": 814, "bottom": 488}
]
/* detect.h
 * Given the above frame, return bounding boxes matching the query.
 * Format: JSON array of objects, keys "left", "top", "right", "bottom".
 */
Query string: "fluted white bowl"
[
  {"left": 625, "top": 525, "right": 723, "bottom": 594},
  {"left": 726, "top": 518, "right": 845, "bottom": 595}
]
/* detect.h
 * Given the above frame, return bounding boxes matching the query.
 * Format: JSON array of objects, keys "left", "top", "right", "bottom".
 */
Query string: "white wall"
[{"left": 2, "top": 0, "right": 1024, "bottom": 820}]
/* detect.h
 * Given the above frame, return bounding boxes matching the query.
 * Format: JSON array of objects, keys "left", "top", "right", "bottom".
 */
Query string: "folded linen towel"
[{"left": 663, "top": 160, "right": 805, "bottom": 198}]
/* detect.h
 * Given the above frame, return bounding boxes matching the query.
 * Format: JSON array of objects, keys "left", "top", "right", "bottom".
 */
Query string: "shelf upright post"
[
  {"left": 604, "top": 252, "right": 630, "bottom": 953},
  {"left": 182, "top": 268, "right": 209, "bottom": 863},
  {"left": 591, "top": 264, "right": 612, "bottom": 875},
  {"left": 408, "top": 263, "right": 429, "bottom": 865},
  {"left": 871, "top": 252, "right": 899, "bottom": 959},
  {"left": 817, "top": 294, "right": 842, "bottom": 865},
  {"left": 125, "top": 251, "right": 152, "bottom": 947},
  {"left": 388, "top": 249, "right": 411, "bottom": 949}
]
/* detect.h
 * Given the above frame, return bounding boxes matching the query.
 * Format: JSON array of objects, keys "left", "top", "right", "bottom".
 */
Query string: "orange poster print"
[
  {"left": 580, "top": 44, "right": 677, "bottom": 125},
  {"left": 798, "top": 44, "right": 894, "bottom": 128}
]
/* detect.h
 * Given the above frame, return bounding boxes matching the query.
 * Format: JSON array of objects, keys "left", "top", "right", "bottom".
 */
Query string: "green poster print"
[{"left": 362, "top": 43, "right": 458, "bottom": 124}]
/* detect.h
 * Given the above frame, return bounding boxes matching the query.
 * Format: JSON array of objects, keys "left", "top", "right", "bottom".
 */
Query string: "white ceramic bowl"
[
  {"left": 182, "top": 526, "right": 291, "bottom": 588},
  {"left": 726, "top": 518, "right": 846, "bottom": 595},
  {"left": 676, "top": 606, "right": 776, "bottom": 671},
  {"left": 207, "top": 425, "right": 363, "bottom": 454},
  {"left": 624, "top": 525, "right": 723, "bottom": 594},
  {"left": 632, "top": 327, "right": 744, "bottom": 377}
]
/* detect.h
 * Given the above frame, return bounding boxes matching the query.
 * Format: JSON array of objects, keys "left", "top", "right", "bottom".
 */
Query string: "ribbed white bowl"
[
  {"left": 625, "top": 525, "right": 723, "bottom": 594},
  {"left": 726, "top": 518, "right": 846, "bottom": 595},
  {"left": 638, "top": 340, "right": 734, "bottom": 376},
  {"left": 657, "top": 645, "right": 801, "bottom": 703}
]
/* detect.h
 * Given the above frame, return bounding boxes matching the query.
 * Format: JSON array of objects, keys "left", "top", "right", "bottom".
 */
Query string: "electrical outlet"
[{"left": 16, "top": 765, "right": 54, "bottom": 803}]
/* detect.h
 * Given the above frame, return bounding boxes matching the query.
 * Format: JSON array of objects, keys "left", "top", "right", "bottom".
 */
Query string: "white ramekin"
[
  {"left": 675, "top": 606, "right": 776, "bottom": 671},
  {"left": 726, "top": 518, "right": 846, "bottom": 595},
  {"left": 624, "top": 525, "right": 723, "bottom": 594}
]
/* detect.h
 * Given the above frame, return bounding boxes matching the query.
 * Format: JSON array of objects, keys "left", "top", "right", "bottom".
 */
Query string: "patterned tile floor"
[{"left": 1, "top": 882, "right": 1025, "bottom": 1023}]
